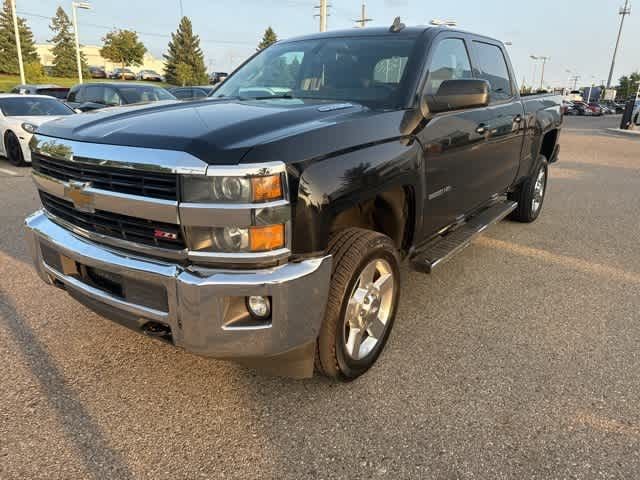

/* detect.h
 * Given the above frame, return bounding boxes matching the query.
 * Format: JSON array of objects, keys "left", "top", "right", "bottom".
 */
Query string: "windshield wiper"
[{"left": 239, "top": 93, "right": 296, "bottom": 101}]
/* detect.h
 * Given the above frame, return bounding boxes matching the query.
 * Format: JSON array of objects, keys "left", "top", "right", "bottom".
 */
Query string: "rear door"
[
  {"left": 469, "top": 39, "right": 524, "bottom": 197},
  {"left": 415, "top": 33, "right": 495, "bottom": 237}
]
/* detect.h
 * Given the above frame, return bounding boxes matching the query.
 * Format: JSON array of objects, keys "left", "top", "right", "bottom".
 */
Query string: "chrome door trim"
[{"left": 31, "top": 134, "right": 208, "bottom": 175}]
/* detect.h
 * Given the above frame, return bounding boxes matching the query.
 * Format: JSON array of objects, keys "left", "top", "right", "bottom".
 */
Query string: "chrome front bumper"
[{"left": 25, "top": 211, "right": 332, "bottom": 376}]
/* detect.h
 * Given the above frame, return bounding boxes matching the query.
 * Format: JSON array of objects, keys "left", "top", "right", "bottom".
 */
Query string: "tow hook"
[{"left": 142, "top": 322, "right": 172, "bottom": 341}]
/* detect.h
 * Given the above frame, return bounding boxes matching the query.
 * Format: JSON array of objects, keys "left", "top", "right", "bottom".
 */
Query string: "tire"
[
  {"left": 4, "top": 131, "right": 25, "bottom": 166},
  {"left": 316, "top": 228, "right": 401, "bottom": 381},
  {"left": 508, "top": 156, "right": 548, "bottom": 223}
]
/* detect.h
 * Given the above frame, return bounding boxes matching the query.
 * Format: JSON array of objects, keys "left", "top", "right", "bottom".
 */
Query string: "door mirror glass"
[{"left": 424, "top": 79, "right": 490, "bottom": 114}]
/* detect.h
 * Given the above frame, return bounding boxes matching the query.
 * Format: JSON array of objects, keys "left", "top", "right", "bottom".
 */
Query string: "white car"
[{"left": 0, "top": 94, "right": 75, "bottom": 166}]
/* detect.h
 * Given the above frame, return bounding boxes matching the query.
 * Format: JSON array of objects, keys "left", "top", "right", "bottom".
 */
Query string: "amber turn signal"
[
  {"left": 249, "top": 224, "right": 285, "bottom": 251},
  {"left": 251, "top": 175, "right": 282, "bottom": 202}
]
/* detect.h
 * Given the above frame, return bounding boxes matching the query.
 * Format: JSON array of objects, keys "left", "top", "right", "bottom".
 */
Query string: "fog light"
[{"left": 246, "top": 295, "right": 271, "bottom": 319}]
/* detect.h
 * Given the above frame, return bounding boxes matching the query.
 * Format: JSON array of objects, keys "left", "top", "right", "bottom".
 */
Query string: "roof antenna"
[{"left": 389, "top": 16, "right": 405, "bottom": 32}]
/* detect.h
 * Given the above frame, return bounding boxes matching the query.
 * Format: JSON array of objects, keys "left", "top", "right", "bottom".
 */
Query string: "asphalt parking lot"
[{"left": 1, "top": 114, "right": 639, "bottom": 479}]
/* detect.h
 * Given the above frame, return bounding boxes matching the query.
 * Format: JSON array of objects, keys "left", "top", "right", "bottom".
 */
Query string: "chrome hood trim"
[{"left": 30, "top": 134, "right": 208, "bottom": 175}]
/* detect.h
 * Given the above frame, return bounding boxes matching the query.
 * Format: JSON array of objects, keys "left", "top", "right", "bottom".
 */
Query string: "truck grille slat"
[
  {"left": 40, "top": 191, "right": 185, "bottom": 250},
  {"left": 32, "top": 153, "right": 178, "bottom": 201}
]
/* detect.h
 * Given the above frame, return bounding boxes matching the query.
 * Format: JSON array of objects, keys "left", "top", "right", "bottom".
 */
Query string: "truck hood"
[{"left": 35, "top": 98, "right": 409, "bottom": 165}]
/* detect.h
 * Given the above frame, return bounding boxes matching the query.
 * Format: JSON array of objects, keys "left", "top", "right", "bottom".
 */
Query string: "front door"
[{"left": 415, "top": 35, "right": 494, "bottom": 238}]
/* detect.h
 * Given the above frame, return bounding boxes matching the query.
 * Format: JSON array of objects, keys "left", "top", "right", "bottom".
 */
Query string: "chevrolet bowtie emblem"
[{"left": 64, "top": 180, "right": 95, "bottom": 213}]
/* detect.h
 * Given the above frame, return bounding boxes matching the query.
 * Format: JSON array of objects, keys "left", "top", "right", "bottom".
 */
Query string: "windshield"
[
  {"left": 118, "top": 86, "right": 175, "bottom": 103},
  {"left": 0, "top": 97, "right": 73, "bottom": 116},
  {"left": 212, "top": 36, "right": 418, "bottom": 108}
]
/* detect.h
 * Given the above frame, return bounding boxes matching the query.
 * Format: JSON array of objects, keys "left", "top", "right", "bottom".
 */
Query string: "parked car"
[
  {"left": 0, "top": 94, "right": 75, "bottom": 166},
  {"left": 137, "top": 69, "right": 164, "bottom": 82},
  {"left": 168, "top": 86, "right": 216, "bottom": 100},
  {"left": 587, "top": 102, "right": 604, "bottom": 116},
  {"left": 10, "top": 84, "right": 70, "bottom": 100},
  {"left": 66, "top": 82, "right": 176, "bottom": 111},
  {"left": 568, "top": 101, "right": 594, "bottom": 116},
  {"left": 602, "top": 101, "right": 624, "bottom": 114},
  {"left": 89, "top": 66, "right": 107, "bottom": 79},
  {"left": 25, "top": 23, "right": 562, "bottom": 380},
  {"left": 209, "top": 72, "right": 228, "bottom": 85},
  {"left": 109, "top": 68, "right": 136, "bottom": 80}
]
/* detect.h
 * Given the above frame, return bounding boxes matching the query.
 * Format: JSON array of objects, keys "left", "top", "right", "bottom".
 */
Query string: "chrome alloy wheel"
[
  {"left": 343, "top": 258, "right": 396, "bottom": 360},
  {"left": 532, "top": 167, "right": 546, "bottom": 214}
]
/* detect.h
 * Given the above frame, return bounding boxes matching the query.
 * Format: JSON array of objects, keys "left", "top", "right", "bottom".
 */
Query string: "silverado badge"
[{"left": 64, "top": 180, "right": 95, "bottom": 213}]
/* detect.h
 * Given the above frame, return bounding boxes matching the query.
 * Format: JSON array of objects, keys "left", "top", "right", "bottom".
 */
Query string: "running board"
[{"left": 410, "top": 200, "right": 517, "bottom": 273}]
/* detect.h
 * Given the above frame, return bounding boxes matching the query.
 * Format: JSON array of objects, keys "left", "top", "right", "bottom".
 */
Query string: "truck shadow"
[{"left": 0, "top": 292, "right": 135, "bottom": 480}]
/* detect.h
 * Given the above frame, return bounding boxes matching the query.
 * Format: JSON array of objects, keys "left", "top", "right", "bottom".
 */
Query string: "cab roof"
[
  {"left": 280, "top": 25, "right": 504, "bottom": 46},
  {"left": 281, "top": 26, "right": 432, "bottom": 43}
]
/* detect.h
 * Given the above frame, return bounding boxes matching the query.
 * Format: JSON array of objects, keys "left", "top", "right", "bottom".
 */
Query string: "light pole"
[
  {"left": 9, "top": 0, "right": 25, "bottom": 84},
  {"left": 72, "top": 1, "right": 91, "bottom": 84},
  {"left": 565, "top": 69, "right": 573, "bottom": 96},
  {"left": 531, "top": 55, "right": 550, "bottom": 91},
  {"left": 606, "top": 0, "right": 631, "bottom": 88},
  {"left": 587, "top": 76, "right": 596, "bottom": 103}
]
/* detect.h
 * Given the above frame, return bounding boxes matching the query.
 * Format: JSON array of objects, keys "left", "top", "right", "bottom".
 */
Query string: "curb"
[{"left": 605, "top": 128, "right": 640, "bottom": 138}]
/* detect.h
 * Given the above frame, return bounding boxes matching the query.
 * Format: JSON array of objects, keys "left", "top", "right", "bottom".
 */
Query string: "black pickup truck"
[{"left": 25, "top": 22, "right": 561, "bottom": 380}]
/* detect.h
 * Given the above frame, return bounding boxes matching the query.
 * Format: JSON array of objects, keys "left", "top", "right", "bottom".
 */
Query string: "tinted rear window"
[
  {"left": 118, "top": 86, "right": 175, "bottom": 103},
  {"left": 36, "top": 88, "right": 70, "bottom": 99}
]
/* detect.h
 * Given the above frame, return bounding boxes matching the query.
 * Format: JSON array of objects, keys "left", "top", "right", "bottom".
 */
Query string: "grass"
[{"left": 0, "top": 74, "right": 170, "bottom": 92}]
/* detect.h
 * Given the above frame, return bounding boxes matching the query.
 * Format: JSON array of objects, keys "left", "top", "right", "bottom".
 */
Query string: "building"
[{"left": 35, "top": 44, "right": 165, "bottom": 74}]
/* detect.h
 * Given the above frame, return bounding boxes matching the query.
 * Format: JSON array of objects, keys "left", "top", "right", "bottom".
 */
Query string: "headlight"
[
  {"left": 185, "top": 224, "right": 285, "bottom": 253},
  {"left": 21, "top": 122, "right": 38, "bottom": 134},
  {"left": 181, "top": 174, "right": 282, "bottom": 203}
]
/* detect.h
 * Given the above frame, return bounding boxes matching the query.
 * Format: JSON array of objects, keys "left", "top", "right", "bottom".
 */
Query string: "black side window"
[
  {"left": 472, "top": 41, "right": 512, "bottom": 101},
  {"left": 84, "top": 86, "right": 105, "bottom": 104},
  {"left": 424, "top": 38, "right": 473, "bottom": 95},
  {"left": 172, "top": 88, "right": 192, "bottom": 100}
]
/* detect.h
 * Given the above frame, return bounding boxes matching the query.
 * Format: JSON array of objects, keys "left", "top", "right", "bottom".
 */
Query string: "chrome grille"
[
  {"left": 39, "top": 191, "right": 185, "bottom": 250},
  {"left": 32, "top": 153, "right": 178, "bottom": 201}
]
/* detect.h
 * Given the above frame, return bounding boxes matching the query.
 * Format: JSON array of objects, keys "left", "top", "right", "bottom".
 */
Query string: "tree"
[
  {"left": 617, "top": 72, "right": 640, "bottom": 100},
  {"left": 25, "top": 60, "right": 44, "bottom": 82},
  {"left": 49, "top": 6, "right": 88, "bottom": 78},
  {"left": 0, "top": 0, "right": 40, "bottom": 75},
  {"left": 163, "top": 17, "right": 208, "bottom": 86},
  {"left": 257, "top": 27, "right": 277, "bottom": 51},
  {"left": 175, "top": 62, "right": 194, "bottom": 86},
  {"left": 100, "top": 29, "right": 146, "bottom": 77}
]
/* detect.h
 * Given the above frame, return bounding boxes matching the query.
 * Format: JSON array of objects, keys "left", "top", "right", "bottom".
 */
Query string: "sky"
[{"left": 14, "top": 0, "right": 640, "bottom": 89}]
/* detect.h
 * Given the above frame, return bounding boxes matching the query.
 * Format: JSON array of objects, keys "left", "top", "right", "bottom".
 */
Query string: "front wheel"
[
  {"left": 4, "top": 132, "right": 25, "bottom": 166},
  {"left": 316, "top": 228, "right": 401, "bottom": 381},
  {"left": 508, "top": 156, "right": 548, "bottom": 223}
]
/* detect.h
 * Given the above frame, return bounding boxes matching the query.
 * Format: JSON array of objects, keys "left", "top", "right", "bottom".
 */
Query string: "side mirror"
[{"left": 423, "top": 79, "right": 490, "bottom": 115}]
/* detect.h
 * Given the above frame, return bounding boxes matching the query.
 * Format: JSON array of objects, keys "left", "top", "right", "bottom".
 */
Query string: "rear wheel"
[
  {"left": 508, "top": 156, "right": 548, "bottom": 223},
  {"left": 4, "top": 131, "right": 25, "bottom": 166},
  {"left": 316, "top": 228, "right": 400, "bottom": 381}
]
